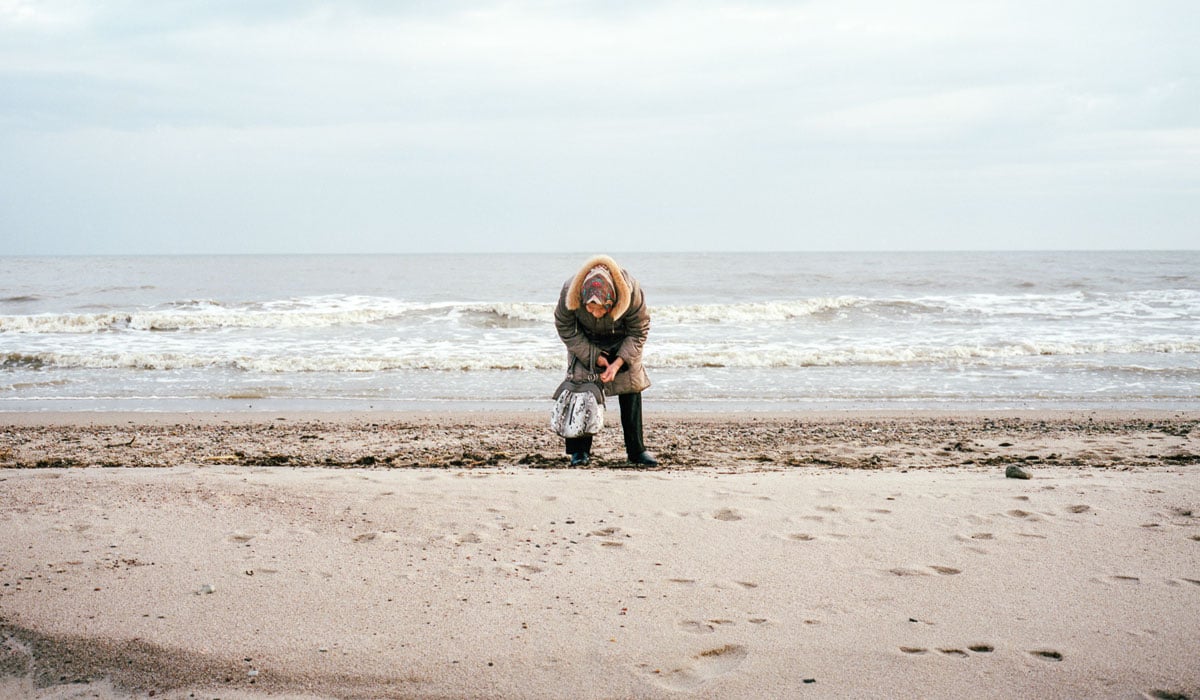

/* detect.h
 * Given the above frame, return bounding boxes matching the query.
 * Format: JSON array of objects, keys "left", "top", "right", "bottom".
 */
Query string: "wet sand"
[
  {"left": 3, "top": 409, "right": 1198, "bottom": 472},
  {"left": 1, "top": 410, "right": 1198, "bottom": 699}
]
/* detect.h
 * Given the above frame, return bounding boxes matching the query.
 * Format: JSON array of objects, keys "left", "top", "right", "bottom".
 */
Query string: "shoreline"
[
  {"left": 3, "top": 406, "right": 1196, "bottom": 424},
  {"left": 2, "top": 409, "right": 1196, "bottom": 472}
]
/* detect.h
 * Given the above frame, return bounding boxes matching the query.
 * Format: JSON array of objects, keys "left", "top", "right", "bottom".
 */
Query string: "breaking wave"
[
  {"left": 5, "top": 339, "right": 1197, "bottom": 374},
  {"left": 0, "top": 296, "right": 414, "bottom": 333},
  {"left": 0, "top": 296, "right": 950, "bottom": 334}
]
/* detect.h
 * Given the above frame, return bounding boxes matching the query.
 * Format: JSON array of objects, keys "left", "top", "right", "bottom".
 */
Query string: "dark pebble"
[{"left": 1006, "top": 465, "right": 1032, "bottom": 479}]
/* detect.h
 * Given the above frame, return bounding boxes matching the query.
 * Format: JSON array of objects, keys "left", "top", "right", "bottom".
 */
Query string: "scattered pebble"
[{"left": 1006, "top": 465, "right": 1032, "bottom": 480}]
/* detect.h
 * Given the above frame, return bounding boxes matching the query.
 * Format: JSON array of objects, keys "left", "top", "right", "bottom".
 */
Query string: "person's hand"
[
  {"left": 600, "top": 357, "right": 623, "bottom": 384},
  {"left": 596, "top": 355, "right": 610, "bottom": 369}
]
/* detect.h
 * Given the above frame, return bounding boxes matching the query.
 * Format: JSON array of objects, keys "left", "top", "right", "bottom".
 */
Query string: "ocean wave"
[
  {"left": 459, "top": 302, "right": 553, "bottom": 324},
  {"left": 0, "top": 296, "right": 424, "bottom": 333},
  {"left": 930, "top": 289, "right": 1200, "bottom": 319},
  {"left": 0, "top": 296, "right": 917, "bottom": 333},
  {"left": 0, "top": 350, "right": 567, "bottom": 373},
  {"left": 0, "top": 378, "right": 70, "bottom": 392},
  {"left": 650, "top": 297, "right": 915, "bottom": 323},
  {"left": 647, "top": 340, "right": 1200, "bottom": 368},
  {"left": 5, "top": 339, "right": 1197, "bottom": 374},
  {"left": 5, "top": 288, "right": 1197, "bottom": 335}
]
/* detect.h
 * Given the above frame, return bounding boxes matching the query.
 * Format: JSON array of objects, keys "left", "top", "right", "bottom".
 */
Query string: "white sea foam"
[
  {"left": 649, "top": 297, "right": 900, "bottom": 323},
  {"left": 647, "top": 340, "right": 1200, "bottom": 369},
  {"left": 929, "top": 289, "right": 1200, "bottom": 319},
  {"left": 7, "top": 338, "right": 1198, "bottom": 374},
  {"left": 0, "top": 296, "right": 427, "bottom": 333},
  {"left": 7, "top": 289, "right": 1194, "bottom": 335},
  {"left": 0, "top": 295, "right": 993, "bottom": 334}
]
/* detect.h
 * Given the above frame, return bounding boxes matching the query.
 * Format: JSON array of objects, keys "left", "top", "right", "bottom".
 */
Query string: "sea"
[{"left": 1, "top": 252, "right": 1197, "bottom": 413}]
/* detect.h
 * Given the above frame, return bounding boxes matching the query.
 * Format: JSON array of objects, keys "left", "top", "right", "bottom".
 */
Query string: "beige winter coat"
[{"left": 554, "top": 255, "right": 651, "bottom": 396}]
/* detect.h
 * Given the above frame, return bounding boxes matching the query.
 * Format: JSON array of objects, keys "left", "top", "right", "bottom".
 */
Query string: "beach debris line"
[{"left": 3, "top": 414, "right": 1197, "bottom": 471}]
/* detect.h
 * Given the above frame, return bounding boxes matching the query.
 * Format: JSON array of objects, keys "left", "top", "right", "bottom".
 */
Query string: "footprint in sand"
[
  {"left": 901, "top": 644, "right": 993, "bottom": 657},
  {"left": 888, "top": 568, "right": 930, "bottom": 577},
  {"left": 1030, "top": 649, "right": 1063, "bottom": 661},
  {"left": 954, "top": 533, "right": 994, "bottom": 551},
  {"left": 887, "top": 566, "right": 961, "bottom": 577},
  {"left": 712, "top": 508, "right": 744, "bottom": 522},
  {"left": 788, "top": 533, "right": 816, "bottom": 541},
  {"left": 1066, "top": 505, "right": 1091, "bottom": 514},
  {"left": 678, "top": 619, "right": 736, "bottom": 634},
  {"left": 642, "top": 644, "right": 748, "bottom": 691},
  {"left": 678, "top": 620, "right": 717, "bottom": 634},
  {"left": 589, "top": 527, "right": 630, "bottom": 548}
]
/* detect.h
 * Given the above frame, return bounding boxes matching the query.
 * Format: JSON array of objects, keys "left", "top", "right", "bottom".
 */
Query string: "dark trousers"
[{"left": 564, "top": 392, "right": 645, "bottom": 458}]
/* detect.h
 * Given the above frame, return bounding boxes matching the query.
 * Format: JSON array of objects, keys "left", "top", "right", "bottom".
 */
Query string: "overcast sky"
[{"left": 1, "top": 0, "right": 1196, "bottom": 254}]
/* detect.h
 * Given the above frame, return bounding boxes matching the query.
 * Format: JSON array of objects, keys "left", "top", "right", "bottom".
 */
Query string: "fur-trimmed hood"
[{"left": 565, "top": 255, "right": 633, "bottom": 320}]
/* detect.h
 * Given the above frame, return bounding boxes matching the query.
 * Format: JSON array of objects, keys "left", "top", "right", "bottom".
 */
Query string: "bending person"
[{"left": 553, "top": 255, "right": 657, "bottom": 467}]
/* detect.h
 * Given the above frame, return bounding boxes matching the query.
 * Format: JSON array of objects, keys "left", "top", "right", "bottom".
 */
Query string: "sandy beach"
[{"left": 2, "top": 410, "right": 1198, "bottom": 699}]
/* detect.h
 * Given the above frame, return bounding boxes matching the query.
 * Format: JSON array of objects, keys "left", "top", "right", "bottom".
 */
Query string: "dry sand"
[{"left": 1, "top": 410, "right": 1198, "bottom": 699}]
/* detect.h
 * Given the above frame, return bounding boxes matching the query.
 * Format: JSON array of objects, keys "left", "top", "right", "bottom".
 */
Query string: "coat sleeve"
[
  {"left": 554, "top": 282, "right": 600, "bottom": 367},
  {"left": 616, "top": 277, "right": 649, "bottom": 366}
]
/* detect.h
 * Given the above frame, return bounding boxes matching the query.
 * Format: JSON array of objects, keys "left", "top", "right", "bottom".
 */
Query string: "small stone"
[
  {"left": 197, "top": 584, "right": 216, "bottom": 595},
  {"left": 1006, "top": 465, "right": 1031, "bottom": 480}
]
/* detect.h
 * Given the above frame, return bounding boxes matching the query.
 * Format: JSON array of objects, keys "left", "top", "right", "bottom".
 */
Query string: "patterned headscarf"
[{"left": 580, "top": 265, "right": 616, "bottom": 309}]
